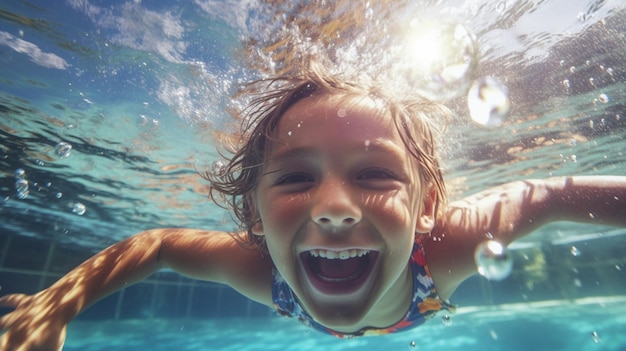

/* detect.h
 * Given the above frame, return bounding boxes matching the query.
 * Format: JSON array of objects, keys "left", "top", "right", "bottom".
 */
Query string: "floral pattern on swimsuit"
[{"left": 272, "top": 235, "right": 454, "bottom": 338}]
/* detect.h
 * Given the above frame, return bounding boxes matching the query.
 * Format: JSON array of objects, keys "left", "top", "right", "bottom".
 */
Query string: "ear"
[
  {"left": 251, "top": 220, "right": 265, "bottom": 236},
  {"left": 415, "top": 184, "right": 437, "bottom": 233}
]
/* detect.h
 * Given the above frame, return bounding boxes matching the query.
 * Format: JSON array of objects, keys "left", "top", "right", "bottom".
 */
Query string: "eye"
[
  {"left": 275, "top": 172, "right": 314, "bottom": 185},
  {"left": 357, "top": 168, "right": 397, "bottom": 180}
]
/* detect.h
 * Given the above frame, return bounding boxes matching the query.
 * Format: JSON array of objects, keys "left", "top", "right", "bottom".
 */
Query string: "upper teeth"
[{"left": 309, "top": 249, "right": 369, "bottom": 260}]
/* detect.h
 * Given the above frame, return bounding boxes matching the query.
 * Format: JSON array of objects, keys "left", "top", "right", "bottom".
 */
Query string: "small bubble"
[
  {"left": 72, "top": 202, "right": 86, "bottom": 216},
  {"left": 364, "top": 7, "right": 373, "bottom": 20},
  {"left": 562, "top": 79, "right": 570, "bottom": 89},
  {"left": 15, "top": 179, "right": 29, "bottom": 199},
  {"left": 577, "top": 12, "right": 586, "bottom": 22},
  {"left": 570, "top": 155, "right": 577, "bottom": 162},
  {"left": 589, "top": 77, "right": 596, "bottom": 87},
  {"left": 570, "top": 246, "right": 581, "bottom": 256},
  {"left": 15, "top": 168, "right": 26, "bottom": 178},
  {"left": 54, "top": 142, "right": 72, "bottom": 159},
  {"left": 468, "top": 77, "right": 510, "bottom": 128},
  {"left": 591, "top": 331, "right": 600, "bottom": 344},
  {"left": 573, "top": 278, "right": 582, "bottom": 287},
  {"left": 408, "top": 341, "right": 417, "bottom": 350},
  {"left": 287, "top": 131, "right": 293, "bottom": 136},
  {"left": 569, "top": 66, "right": 576, "bottom": 73},
  {"left": 615, "top": 265, "right": 621, "bottom": 271},
  {"left": 559, "top": 60, "right": 565, "bottom": 66},
  {"left": 598, "top": 94, "right": 609, "bottom": 103},
  {"left": 211, "top": 160, "right": 225, "bottom": 177},
  {"left": 474, "top": 240, "right": 513, "bottom": 281},
  {"left": 337, "top": 108, "right": 347, "bottom": 118},
  {"left": 56, "top": 192, "right": 63, "bottom": 199},
  {"left": 441, "top": 314, "right": 452, "bottom": 326},
  {"left": 495, "top": 1, "right": 506, "bottom": 13}
]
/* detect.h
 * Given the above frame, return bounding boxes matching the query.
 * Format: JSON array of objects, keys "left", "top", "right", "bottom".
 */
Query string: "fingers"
[{"left": 0, "top": 293, "right": 28, "bottom": 308}]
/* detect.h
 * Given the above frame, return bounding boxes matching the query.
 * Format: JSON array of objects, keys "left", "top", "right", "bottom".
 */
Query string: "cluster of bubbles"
[
  {"left": 14, "top": 168, "right": 29, "bottom": 199},
  {"left": 474, "top": 239, "right": 513, "bottom": 281}
]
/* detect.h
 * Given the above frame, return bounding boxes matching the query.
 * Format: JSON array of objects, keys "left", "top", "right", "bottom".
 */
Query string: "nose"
[{"left": 311, "top": 177, "right": 362, "bottom": 230}]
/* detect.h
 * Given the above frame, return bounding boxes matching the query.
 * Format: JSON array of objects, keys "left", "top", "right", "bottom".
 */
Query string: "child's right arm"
[{"left": 0, "top": 229, "right": 273, "bottom": 351}]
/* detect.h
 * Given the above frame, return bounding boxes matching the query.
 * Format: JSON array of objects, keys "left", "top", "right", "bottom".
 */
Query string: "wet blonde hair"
[{"left": 204, "top": 64, "right": 449, "bottom": 252}]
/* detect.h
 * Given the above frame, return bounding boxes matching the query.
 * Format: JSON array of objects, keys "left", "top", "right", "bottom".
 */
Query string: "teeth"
[{"left": 309, "top": 249, "right": 369, "bottom": 260}]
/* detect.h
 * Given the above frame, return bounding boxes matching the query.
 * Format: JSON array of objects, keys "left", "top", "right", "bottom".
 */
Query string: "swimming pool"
[{"left": 1, "top": 0, "right": 625, "bottom": 350}]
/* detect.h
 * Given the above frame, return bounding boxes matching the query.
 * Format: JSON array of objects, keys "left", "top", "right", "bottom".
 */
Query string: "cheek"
[
  {"left": 363, "top": 192, "right": 414, "bottom": 231},
  {"left": 259, "top": 192, "right": 310, "bottom": 230}
]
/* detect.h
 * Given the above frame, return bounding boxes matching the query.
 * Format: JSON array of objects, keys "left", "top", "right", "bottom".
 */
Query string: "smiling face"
[{"left": 252, "top": 93, "right": 437, "bottom": 332}]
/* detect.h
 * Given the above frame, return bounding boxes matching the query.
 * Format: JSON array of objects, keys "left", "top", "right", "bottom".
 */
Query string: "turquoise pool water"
[{"left": 1, "top": 0, "right": 625, "bottom": 350}]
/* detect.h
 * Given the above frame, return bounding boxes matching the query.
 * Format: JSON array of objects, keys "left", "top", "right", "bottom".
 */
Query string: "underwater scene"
[{"left": 1, "top": 0, "right": 625, "bottom": 350}]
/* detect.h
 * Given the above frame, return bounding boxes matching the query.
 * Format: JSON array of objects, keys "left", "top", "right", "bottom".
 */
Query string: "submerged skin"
[{"left": 1, "top": 94, "right": 626, "bottom": 350}]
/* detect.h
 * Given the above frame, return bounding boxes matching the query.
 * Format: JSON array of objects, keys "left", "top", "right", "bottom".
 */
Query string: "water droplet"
[
  {"left": 598, "top": 94, "right": 609, "bottom": 103},
  {"left": 401, "top": 21, "right": 478, "bottom": 101},
  {"left": 15, "top": 179, "right": 29, "bottom": 199},
  {"left": 72, "top": 202, "right": 86, "bottom": 216},
  {"left": 570, "top": 246, "right": 581, "bottom": 256},
  {"left": 591, "top": 331, "right": 600, "bottom": 344},
  {"left": 54, "top": 142, "right": 72, "bottom": 159},
  {"left": 408, "top": 340, "right": 417, "bottom": 350},
  {"left": 467, "top": 77, "right": 510, "bottom": 128},
  {"left": 474, "top": 240, "right": 513, "bottom": 281},
  {"left": 441, "top": 314, "right": 452, "bottom": 326}
]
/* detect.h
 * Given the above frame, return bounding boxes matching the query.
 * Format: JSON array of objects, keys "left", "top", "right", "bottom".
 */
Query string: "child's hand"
[{"left": 0, "top": 291, "right": 68, "bottom": 351}]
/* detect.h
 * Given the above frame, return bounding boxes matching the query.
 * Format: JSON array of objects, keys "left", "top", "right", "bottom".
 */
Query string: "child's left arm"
[{"left": 424, "top": 175, "right": 626, "bottom": 299}]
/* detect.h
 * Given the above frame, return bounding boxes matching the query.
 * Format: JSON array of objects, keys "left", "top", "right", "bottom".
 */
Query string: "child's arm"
[
  {"left": 0, "top": 229, "right": 272, "bottom": 351},
  {"left": 424, "top": 175, "right": 626, "bottom": 300}
]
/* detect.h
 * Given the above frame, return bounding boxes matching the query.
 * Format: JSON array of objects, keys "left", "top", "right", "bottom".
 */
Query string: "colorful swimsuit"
[{"left": 272, "top": 235, "right": 453, "bottom": 338}]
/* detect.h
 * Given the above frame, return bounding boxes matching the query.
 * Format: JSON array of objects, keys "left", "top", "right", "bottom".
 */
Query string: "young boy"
[{"left": 1, "top": 67, "right": 625, "bottom": 349}]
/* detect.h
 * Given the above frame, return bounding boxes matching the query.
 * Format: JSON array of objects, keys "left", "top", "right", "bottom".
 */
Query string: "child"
[{"left": 1, "top": 65, "right": 625, "bottom": 349}]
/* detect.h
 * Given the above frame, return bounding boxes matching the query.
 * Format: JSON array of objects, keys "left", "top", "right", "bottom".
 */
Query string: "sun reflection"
[{"left": 396, "top": 20, "right": 478, "bottom": 101}]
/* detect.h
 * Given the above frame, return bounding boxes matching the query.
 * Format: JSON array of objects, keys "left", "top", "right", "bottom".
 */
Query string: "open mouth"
[{"left": 299, "top": 249, "right": 379, "bottom": 295}]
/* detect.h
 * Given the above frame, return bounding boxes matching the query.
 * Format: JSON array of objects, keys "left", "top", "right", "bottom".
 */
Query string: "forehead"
[{"left": 274, "top": 93, "right": 399, "bottom": 144}]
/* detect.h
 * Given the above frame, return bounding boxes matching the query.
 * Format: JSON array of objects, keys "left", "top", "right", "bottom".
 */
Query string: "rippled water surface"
[{"left": 1, "top": 0, "right": 625, "bottom": 350}]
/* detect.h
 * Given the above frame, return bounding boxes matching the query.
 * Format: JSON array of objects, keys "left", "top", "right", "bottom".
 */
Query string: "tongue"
[{"left": 315, "top": 256, "right": 364, "bottom": 279}]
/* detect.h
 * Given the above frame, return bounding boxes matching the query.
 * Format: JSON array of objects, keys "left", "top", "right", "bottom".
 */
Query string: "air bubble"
[
  {"left": 15, "top": 179, "right": 29, "bottom": 199},
  {"left": 467, "top": 77, "right": 510, "bottom": 128},
  {"left": 441, "top": 314, "right": 452, "bottom": 326},
  {"left": 474, "top": 240, "right": 513, "bottom": 281},
  {"left": 211, "top": 160, "right": 225, "bottom": 177},
  {"left": 72, "top": 202, "right": 86, "bottom": 215},
  {"left": 408, "top": 341, "right": 417, "bottom": 350},
  {"left": 15, "top": 168, "right": 26, "bottom": 178},
  {"left": 570, "top": 246, "right": 581, "bottom": 256},
  {"left": 591, "top": 331, "right": 600, "bottom": 344},
  {"left": 598, "top": 94, "right": 609, "bottom": 103},
  {"left": 54, "top": 142, "right": 72, "bottom": 159}
]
